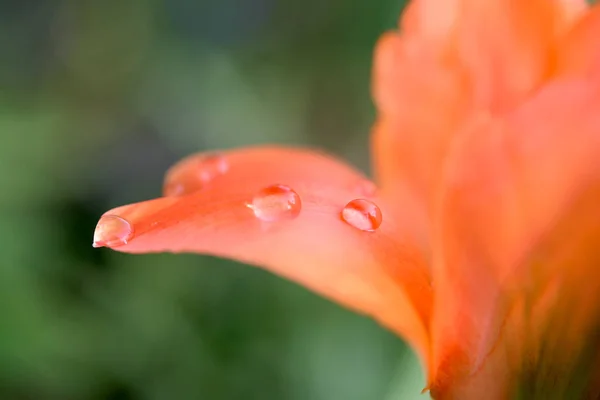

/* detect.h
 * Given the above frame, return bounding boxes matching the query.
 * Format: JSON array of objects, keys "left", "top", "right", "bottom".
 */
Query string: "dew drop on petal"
[
  {"left": 163, "top": 153, "right": 229, "bottom": 197},
  {"left": 163, "top": 181, "right": 185, "bottom": 197},
  {"left": 92, "top": 215, "right": 134, "bottom": 248},
  {"left": 198, "top": 152, "right": 229, "bottom": 183},
  {"left": 249, "top": 184, "right": 302, "bottom": 222},
  {"left": 341, "top": 199, "right": 382, "bottom": 232},
  {"left": 354, "top": 179, "right": 377, "bottom": 196}
]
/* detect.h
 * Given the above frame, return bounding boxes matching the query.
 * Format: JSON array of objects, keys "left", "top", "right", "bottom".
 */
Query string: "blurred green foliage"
[{"left": 0, "top": 0, "right": 425, "bottom": 398}]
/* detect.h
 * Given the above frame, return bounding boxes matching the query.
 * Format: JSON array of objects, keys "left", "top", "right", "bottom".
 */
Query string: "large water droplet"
[
  {"left": 93, "top": 215, "right": 134, "bottom": 248},
  {"left": 249, "top": 184, "right": 302, "bottom": 222},
  {"left": 341, "top": 199, "right": 382, "bottom": 232},
  {"left": 198, "top": 152, "right": 228, "bottom": 182}
]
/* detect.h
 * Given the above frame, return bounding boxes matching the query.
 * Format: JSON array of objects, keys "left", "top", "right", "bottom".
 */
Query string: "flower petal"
[
  {"left": 95, "top": 147, "right": 432, "bottom": 358},
  {"left": 454, "top": 0, "right": 579, "bottom": 111},
  {"left": 371, "top": 32, "right": 468, "bottom": 218},
  {"left": 391, "top": 0, "right": 584, "bottom": 111},
  {"left": 510, "top": 183, "right": 600, "bottom": 398},
  {"left": 401, "top": 0, "right": 587, "bottom": 40},
  {"left": 556, "top": 4, "right": 600, "bottom": 78},
  {"left": 371, "top": 0, "right": 586, "bottom": 227},
  {"left": 399, "top": 0, "right": 459, "bottom": 40},
  {"left": 429, "top": 78, "right": 600, "bottom": 396}
]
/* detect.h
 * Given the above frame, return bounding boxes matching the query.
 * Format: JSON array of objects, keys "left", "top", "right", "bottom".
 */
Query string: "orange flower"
[{"left": 93, "top": 0, "right": 600, "bottom": 398}]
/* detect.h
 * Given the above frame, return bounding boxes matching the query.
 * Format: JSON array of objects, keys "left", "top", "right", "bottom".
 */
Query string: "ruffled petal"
[
  {"left": 371, "top": 0, "right": 587, "bottom": 227},
  {"left": 371, "top": 32, "right": 468, "bottom": 218},
  {"left": 94, "top": 147, "right": 432, "bottom": 358},
  {"left": 401, "top": 0, "right": 587, "bottom": 40},
  {"left": 454, "top": 0, "right": 578, "bottom": 111},
  {"left": 399, "top": 0, "right": 459, "bottom": 40},
  {"left": 392, "top": 0, "right": 584, "bottom": 111},
  {"left": 430, "top": 79, "right": 600, "bottom": 396}
]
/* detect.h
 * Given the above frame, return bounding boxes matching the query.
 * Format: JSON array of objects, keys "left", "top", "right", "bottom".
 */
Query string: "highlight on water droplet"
[
  {"left": 341, "top": 199, "right": 382, "bottom": 232},
  {"left": 248, "top": 184, "right": 302, "bottom": 222},
  {"left": 92, "top": 215, "right": 134, "bottom": 248},
  {"left": 198, "top": 152, "right": 229, "bottom": 183}
]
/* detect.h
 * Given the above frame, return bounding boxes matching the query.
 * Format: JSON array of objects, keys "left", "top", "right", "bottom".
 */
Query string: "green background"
[{"left": 0, "top": 0, "right": 427, "bottom": 399}]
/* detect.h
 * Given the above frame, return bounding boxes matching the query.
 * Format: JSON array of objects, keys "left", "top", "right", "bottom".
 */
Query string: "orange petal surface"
[
  {"left": 372, "top": 0, "right": 585, "bottom": 217},
  {"left": 371, "top": 31, "right": 468, "bottom": 220},
  {"left": 94, "top": 147, "right": 432, "bottom": 359},
  {"left": 556, "top": 4, "right": 600, "bottom": 78},
  {"left": 453, "top": 0, "right": 582, "bottom": 111},
  {"left": 430, "top": 77, "right": 600, "bottom": 397}
]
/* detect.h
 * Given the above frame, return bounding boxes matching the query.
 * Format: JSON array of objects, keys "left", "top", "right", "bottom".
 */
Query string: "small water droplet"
[
  {"left": 249, "top": 184, "right": 302, "bottom": 222},
  {"left": 198, "top": 153, "right": 228, "bottom": 183},
  {"left": 163, "top": 181, "right": 185, "bottom": 197},
  {"left": 354, "top": 179, "right": 377, "bottom": 196},
  {"left": 163, "top": 153, "right": 229, "bottom": 197},
  {"left": 93, "top": 215, "right": 134, "bottom": 248},
  {"left": 341, "top": 199, "right": 382, "bottom": 232}
]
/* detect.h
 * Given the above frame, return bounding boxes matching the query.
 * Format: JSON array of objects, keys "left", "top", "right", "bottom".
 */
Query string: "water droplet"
[
  {"left": 354, "top": 179, "right": 377, "bottom": 196},
  {"left": 163, "top": 181, "right": 185, "bottom": 197},
  {"left": 249, "top": 184, "right": 302, "bottom": 222},
  {"left": 341, "top": 199, "right": 382, "bottom": 232},
  {"left": 93, "top": 215, "right": 134, "bottom": 248},
  {"left": 198, "top": 152, "right": 228, "bottom": 183},
  {"left": 162, "top": 153, "right": 229, "bottom": 197}
]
